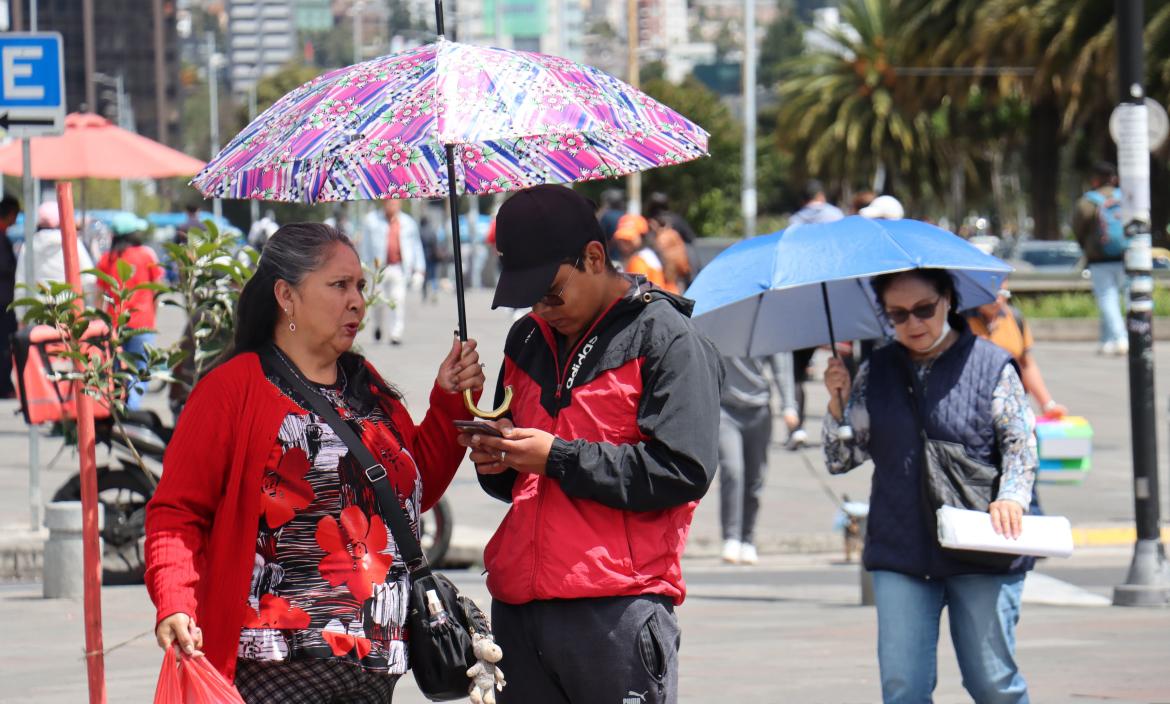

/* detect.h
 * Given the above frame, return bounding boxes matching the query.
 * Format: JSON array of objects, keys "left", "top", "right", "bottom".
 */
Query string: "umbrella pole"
[
  {"left": 443, "top": 145, "right": 468, "bottom": 341},
  {"left": 820, "top": 282, "right": 854, "bottom": 441},
  {"left": 444, "top": 144, "right": 514, "bottom": 419}
]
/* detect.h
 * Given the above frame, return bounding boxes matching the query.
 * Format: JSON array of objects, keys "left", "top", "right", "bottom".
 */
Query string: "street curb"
[
  {"left": 0, "top": 528, "right": 46, "bottom": 582},
  {"left": 1071, "top": 525, "right": 1170, "bottom": 546},
  {"left": 3, "top": 524, "right": 1163, "bottom": 582}
]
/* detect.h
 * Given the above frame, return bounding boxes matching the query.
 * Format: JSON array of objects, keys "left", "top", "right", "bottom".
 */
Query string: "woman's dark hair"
[
  {"left": 225, "top": 222, "right": 399, "bottom": 402},
  {"left": 110, "top": 232, "right": 143, "bottom": 256},
  {"left": 871, "top": 269, "right": 963, "bottom": 324}
]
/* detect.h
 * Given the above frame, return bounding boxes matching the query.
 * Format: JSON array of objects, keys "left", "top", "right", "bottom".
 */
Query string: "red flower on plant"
[
  {"left": 260, "top": 448, "right": 314, "bottom": 529},
  {"left": 316, "top": 506, "right": 391, "bottom": 602},
  {"left": 244, "top": 594, "right": 311, "bottom": 630}
]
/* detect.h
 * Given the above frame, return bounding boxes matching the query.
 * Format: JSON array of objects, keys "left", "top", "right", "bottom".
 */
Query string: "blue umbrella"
[{"left": 687, "top": 216, "right": 1013, "bottom": 357}]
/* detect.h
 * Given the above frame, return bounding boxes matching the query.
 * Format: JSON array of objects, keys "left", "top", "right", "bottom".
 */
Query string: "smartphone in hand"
[{"left": 453, "top": 420, "right": 504, "bottom": 437}]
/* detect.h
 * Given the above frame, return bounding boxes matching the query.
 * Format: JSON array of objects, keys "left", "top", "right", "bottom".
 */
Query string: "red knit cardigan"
[{"left": 144, "top": 351, "right": 475, "bottom": 680}]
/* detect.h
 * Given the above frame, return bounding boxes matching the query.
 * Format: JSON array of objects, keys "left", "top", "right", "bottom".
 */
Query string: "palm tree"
[
  {"left": 775, "top": 0, "right": 940, "bottom": 206},
  {"left": 970, "top": 0, "right": 1119, "bottom": 239}
]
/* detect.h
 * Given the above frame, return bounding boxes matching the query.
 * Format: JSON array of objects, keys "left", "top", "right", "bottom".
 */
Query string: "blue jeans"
[
  {"left": 1088, "top": 261, "right": 1127, "bottom": 345},
  {"left": 872, "top": 570, "right": 1029, "bottom": 704},
  {"left": 122, "top": 331, "right": 156, "bottom": 411}
]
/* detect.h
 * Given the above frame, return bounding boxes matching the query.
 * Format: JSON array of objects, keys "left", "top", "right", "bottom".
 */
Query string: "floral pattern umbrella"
[
  {"left": 193, "top": 36, "right": 708, "bottom": 418},
  {"left": 191, "top": 39, "right": 709, "bottom": 202}
]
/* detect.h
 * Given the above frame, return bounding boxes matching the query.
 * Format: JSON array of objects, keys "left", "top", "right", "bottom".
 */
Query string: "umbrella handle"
[{"left": 464, "top": 386, "right": 514, "bottom": 419}]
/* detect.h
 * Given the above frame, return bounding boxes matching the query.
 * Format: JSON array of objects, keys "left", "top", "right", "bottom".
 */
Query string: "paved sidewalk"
[
  {"left": 1, "top": 548, "right": 1167, "bottom": 703},
  {"left": 3, "top": 288, "right": 1170, "bottom": 567}
]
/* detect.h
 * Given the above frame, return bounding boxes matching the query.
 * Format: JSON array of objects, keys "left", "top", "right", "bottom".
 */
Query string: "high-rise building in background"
[
  {"left": 4, "top": 0, "right": 182, "bottom": 145},
  {"left": 296, "top": 0, "right": 335, "bottom": 31},
  {"left": 226, "top": 0, "right": 297, "bottom": 96}
]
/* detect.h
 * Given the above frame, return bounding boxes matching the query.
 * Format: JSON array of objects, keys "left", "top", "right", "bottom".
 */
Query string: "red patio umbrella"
[{"left": 0, "top": 112, "right": 205, "bottom": 179}]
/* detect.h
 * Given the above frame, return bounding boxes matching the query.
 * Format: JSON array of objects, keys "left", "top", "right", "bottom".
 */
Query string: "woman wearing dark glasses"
[{"left": 821, "top": 268, "right": 1036, "bottom": 704}]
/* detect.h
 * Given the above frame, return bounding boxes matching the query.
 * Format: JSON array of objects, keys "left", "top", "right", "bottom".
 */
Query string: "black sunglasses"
[{"left": 884, "top": 297, "right": 942, "bottom": 325}]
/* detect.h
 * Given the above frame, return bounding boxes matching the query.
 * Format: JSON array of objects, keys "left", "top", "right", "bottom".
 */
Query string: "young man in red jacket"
[{"left": 460, "top": 185, "right": 723, "bottom": 704}]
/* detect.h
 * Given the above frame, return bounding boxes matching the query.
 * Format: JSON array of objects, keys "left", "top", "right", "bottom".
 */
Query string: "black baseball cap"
[{"left": 491, "top": 185, "right": 604, "bottom": 309}]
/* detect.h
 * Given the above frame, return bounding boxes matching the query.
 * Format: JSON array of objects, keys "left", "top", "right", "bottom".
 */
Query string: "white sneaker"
[
  {"left": 1115, "top": 339, "right": 1129, "bottom": 355},
  {"left": 788, "top": 428, "right": 808, "bottom": 449},
  {"left": 739, "top": 543, "right": 758, "bottom": 565},
  {"left": 721, "top": 539, "right": 741, "bottom": 564},
  {"left": 1100, "top": 340, "right": 1118, "bottom": 356}
]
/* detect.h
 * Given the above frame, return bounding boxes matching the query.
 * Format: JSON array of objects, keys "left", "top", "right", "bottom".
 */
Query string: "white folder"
[{"left": 936, "top": 505, "right": 1075, "bottom": 558}]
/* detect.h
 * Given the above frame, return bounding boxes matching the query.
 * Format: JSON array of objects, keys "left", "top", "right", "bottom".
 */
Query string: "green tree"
[
  {"left": 758, "top": 0, "right": 805, "bottom": 90},
  {"left": 774, "top": 0, "right": 938, "bottom": 207},
  {"left": 640, "top": 76, "right": 743, "bottom": 237}
]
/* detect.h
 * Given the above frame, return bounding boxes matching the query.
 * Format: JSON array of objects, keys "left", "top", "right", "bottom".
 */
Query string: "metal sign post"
[
  {"left": 0, "top": 31, "right": 66, "bottom": 531},
  {"left": 1112, "top": 0, "right": 1170, "bottom": 607}
]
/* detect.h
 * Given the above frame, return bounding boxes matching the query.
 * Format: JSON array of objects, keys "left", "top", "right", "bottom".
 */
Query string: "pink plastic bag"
[{"left": 154, "top": 648, "right": 246, "bottom": 704}]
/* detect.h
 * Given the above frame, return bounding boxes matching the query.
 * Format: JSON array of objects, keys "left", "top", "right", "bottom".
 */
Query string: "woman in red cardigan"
[{"left": 145, "top": 222, "right": 485, "bottom": 702}]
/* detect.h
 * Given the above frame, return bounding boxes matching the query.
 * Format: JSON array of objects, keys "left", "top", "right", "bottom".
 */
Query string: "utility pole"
[
  {"left": 741, "top": 0, "right": 757, "bottom": 238},
  {"left": 625, "top": 0, "right": 641, "bottom": 214},
  {"left": 83, "top": 0, "right": 96, "bottom": 111},
  {"left": 1113, "top": 0, "right": 1170, "bottom": 607},
  {"left": 152, "top": 0, "right": 168, "bottom": 145},
  {"left": 21, "top": 0, "right": 41, "bottom": 532},
  {"left": 207, "top": 31, "right": 223, "bottom": 222}
]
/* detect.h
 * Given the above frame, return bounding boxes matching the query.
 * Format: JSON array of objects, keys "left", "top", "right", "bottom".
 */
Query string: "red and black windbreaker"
[{"left": 479, "top": 277, "right": 724, "bottom": 605}]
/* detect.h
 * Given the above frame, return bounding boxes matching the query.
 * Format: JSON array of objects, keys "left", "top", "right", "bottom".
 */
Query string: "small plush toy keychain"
[{"left": 467, "top": 632, "right": 506, "bottom": 704}]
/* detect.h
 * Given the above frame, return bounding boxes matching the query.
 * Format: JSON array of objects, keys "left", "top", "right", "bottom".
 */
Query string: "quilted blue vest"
[{"left": 863, "top": 325, "right": 1030, "bottom": 578}]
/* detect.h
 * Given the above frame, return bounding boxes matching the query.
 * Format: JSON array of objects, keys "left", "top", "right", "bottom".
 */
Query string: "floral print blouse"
[
  {"left": 823, "top": 358, "right": 1037, "bottom": 509},
  {"left": 238, "top": 372, "right": 420, "bottom": 675}
]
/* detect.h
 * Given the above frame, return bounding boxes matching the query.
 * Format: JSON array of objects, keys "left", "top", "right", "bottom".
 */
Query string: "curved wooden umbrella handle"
[{"left": 464, "top": 385, "right": 514, "bottom": 419}]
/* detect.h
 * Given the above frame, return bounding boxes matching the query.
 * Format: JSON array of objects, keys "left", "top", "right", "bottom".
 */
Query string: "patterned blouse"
[
  {"left": 822, "top": 357, "right": 1037, "bottom": 508},
  {"left": 237, "top": 364, "right": 420, "bottom": 675}
]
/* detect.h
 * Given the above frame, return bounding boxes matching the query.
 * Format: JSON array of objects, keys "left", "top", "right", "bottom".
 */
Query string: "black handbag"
[
  {"left": 263, "top": 348, "right": 483, "bottom": 701},
  {"left": 903, "top": 367, "right": 1017, "bottom": 570}
]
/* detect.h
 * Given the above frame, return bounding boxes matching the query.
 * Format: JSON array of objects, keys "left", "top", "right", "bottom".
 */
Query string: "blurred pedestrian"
[
  {"left": 359, "top": 200, "right": 423, "bottom": 345},
  {"left": 718, "top": 353, "right": 795, "bottom": 565},
  {"left": 613, "top": 214, "right": 667, "bottom": 289},
  {"left": 645, "top": 192, "right": 702, "bottom": 276},
  {"left": 418, "top": 215, "right": 440, "bottom": 304},
  {"left": 0, "top": 194, "right": 19, "bottom": 397},
  {"left": 649, "top": 215, "right": 693, "bottom": 293},
  {"left": 16, "top": 202, "right": 97, "bottom": 318},
  {"left": 787, "top": 183, "right": 845, "bottom": 447},
  {"left": 597, "top": 188, "right": 625, "bottom": 258},
  {"left": 823, "top": 268, "right": 1035, "bottom": 704},
  {"left": 176, "top": 204, "right": 204, "bottom": 246},
  {"left": 850, "top": 190, "right": 877, "bottom": 215},
  {"left": 1073, "top": 161, "right": 1128, "bottom": 355},
  {"left": 788, "top": 180, "right": 845, "bottom": 226},
  {"left": 461, "top": 185, "right": 722, "bottom": 704},
  {"left": 146, "top": 223, "right": 485, "bottom": 701},
  {"left": 967, "top": 285, "right": 1066, "bottom": 418},
  {"left": 248, "top": 210, "right": 280, "bottom": 251},
  {"left": 859, "top": 195, "right": 905, "bottom": 221},
  {"left": 98, "top": 213, "right": 165, "bottom": 410}
]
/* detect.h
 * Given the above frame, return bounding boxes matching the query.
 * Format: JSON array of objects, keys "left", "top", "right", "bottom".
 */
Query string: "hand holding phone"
[{"left": 454, "top": 420, "right": 504, "bottom": 437}]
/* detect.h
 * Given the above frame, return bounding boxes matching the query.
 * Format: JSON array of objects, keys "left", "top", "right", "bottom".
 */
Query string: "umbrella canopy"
[
  {"left": 192, "top": 38, "right": 709, "bottom": 202},
  {"left": 0, "top": 112, "right": 206, "bottom": 180},
  {"left": 687, "top": 216, "right": 1013, "bottom": 357}
]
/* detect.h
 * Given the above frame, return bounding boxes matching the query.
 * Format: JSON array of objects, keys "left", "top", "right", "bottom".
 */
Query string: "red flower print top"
[{"left": 239, "top": 367, "right": 422, "bottom": 675}]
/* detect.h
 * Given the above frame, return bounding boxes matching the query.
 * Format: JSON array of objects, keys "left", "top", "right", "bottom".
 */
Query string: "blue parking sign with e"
[{"left": 0, "top": 34, "right": 63, "bottom": 108}]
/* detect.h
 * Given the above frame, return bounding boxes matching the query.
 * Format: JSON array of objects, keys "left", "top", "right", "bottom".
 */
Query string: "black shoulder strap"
[{"left": 260, "top": 347, "right": 430, "bottom": 576}]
